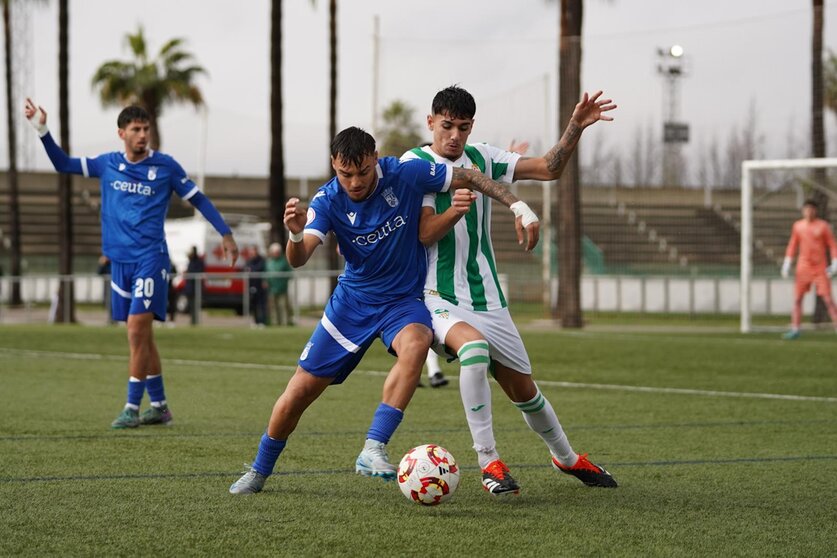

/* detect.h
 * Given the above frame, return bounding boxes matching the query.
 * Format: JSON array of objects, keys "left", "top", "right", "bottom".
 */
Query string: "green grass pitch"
[{"left": 1, "top": 324, "right": 835, "bottom": 556}]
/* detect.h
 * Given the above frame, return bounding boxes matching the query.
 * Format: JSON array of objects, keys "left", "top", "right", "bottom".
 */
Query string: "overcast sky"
[{"left": 1, "top": 0, "right": 836, "bottom": 180}]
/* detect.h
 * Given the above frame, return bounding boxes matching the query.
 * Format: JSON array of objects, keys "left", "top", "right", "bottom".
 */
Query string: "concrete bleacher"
[{"left": 0, "top": 171, "right": 810, "bottom": 277}]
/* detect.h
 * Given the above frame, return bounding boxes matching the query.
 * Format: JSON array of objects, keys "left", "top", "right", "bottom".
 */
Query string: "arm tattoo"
[
  {"left": 544, "top": 122, "right": 582, "bottom": 175},
  {"left": 451, "top": 167, "right": 519, "bottom": 207}
]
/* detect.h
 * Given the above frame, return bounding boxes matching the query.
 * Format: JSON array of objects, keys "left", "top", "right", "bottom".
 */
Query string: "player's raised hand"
[
  {"left": 284, "top": 198, "right": 307, "bottom": 234},
  {"left": 510, "top": 201, "right": 540, "bottom": 252},
  {"left": 451, "top": 188, "right": 476, "bottom": 216},
  {"left": 571, "top": 91, "right": 617, "bottom": 129},
  {"left": 221, "top": 234, "right": 239, "bottom": 267},
  {"left": 24, "top": 97, "right": 48, "bottom": 134}
]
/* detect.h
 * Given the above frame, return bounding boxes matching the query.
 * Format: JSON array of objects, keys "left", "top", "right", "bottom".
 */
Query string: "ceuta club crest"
[
  {"left": 382, "top": 187, "right": 399, "bottom": 207},
  {"left": 147, "top": 166, "right": 158, "bottom": 181}
]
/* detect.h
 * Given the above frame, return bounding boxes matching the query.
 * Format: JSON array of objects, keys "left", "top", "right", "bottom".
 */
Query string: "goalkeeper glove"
[
  {"left": 828, "top": 259, "right": 837, "bottom": 278},
  {"left": 781, "top": 257, "right": 792, "bottom": 279}
]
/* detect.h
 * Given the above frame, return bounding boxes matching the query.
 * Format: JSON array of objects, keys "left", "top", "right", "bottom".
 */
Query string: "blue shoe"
[
  {"left": 782, "top": 330, "right": 800, "bottom": 340},
  {"left": 355, "top": 441, "right": 397, "bottom": 481}
]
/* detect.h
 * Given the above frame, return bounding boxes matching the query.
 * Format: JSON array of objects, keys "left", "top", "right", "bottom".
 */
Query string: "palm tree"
[
  {"left": 2, "top": 0, "right": 22, "bottom": 305},
  {"left": 91, "top": 26, "right": 205, "bottom": 150},
  {"left": 269, "top": 0, "right": 286, "bottom": 243},
  {"left": 307, "top": 0, "right": 340, "bottom": 284},
  {"left": 326, "top": 0, "right": 339, "bottom": 289},
  {"left": 826, "top": 50, "right": 837, "bottom": 117},
  {"left": 55, "top": 0, "right": 74, "bottom": 322},
  {"left": 378, "top": 100, "right": 422, "bottom": 157},
  {"left": 811, "top": 0, "right": 830, "bottom": 323},
  {"left": 556, "top": 0, "right": 584, "bottom": 327}
]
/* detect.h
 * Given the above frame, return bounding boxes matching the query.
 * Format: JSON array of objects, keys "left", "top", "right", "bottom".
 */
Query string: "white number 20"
[{"left": 134, "top": 277, "right": 154, "bottom": 298}]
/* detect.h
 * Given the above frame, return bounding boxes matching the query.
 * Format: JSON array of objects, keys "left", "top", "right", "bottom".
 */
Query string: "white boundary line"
[{"left": 2, "top": 347, "right": 836, "bottom": 403}]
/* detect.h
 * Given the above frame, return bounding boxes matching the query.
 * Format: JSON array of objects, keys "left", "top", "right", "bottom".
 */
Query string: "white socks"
[
  {"left": 457, "top": 341, "right": 499, "bottom": 468},
  {"left": 513, "top": 385, "right": 576, "bottom": 466}
]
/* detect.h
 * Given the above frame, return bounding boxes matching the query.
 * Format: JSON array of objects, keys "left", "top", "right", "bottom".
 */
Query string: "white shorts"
[{"left": 424, "top": 294, "right": 532, "bottom": 374}]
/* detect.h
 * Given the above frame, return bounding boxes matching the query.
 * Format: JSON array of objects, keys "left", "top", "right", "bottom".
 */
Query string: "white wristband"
[
  {"left": 510, "top": 201, "right": 539, "bottom": 228},
  {"left": 28, "top": 109, "right": 49, "bottom": 137},
  {"left": 289, "top": 230, "right": 304, "bottom": 243}
]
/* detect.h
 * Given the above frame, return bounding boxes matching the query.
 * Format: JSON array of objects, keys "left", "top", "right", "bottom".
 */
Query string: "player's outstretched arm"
[
  {"left": 451, "top": 167, "right": 540, "bottom": 251},
  {"left": 284, "top": 198, "right": 320, "bottom": 268},
  {"left": 514, "top": 90, "right": 617, "bottom": 182},
  {"left": 24, "top": 97, "right": 86, "bottom": 176},
  {"left": 188, "top": 192, "right": 239, "bottom": 266},
  {"left": 419, "top": 189, "right": 476, "bottom": 246}
]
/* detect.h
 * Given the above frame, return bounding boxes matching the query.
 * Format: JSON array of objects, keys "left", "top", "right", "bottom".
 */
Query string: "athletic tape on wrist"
[
  {"left": 510, "top": 201, "right": 539, "bottom": 228},
  {"left": 28, "top": 110, "right": 48, "bottom": 137}
]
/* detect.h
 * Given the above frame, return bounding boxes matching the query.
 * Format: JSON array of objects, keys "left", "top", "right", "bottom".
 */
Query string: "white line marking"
[{"left": 1, "top": 347, "right": 835, "bottom": 403}]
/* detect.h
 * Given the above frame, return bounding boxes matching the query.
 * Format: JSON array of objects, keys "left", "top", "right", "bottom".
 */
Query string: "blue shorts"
[
  {"left": 298, "top": 286, "right": 432, "bottom": 384},
  {"left": 110, "top": 252, "right": 171, "bottom": 322}
]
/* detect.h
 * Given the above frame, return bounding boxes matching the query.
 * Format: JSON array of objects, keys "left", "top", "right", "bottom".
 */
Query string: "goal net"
[{"left": 740, "top": 158, "right": 837, "bottom": 333}]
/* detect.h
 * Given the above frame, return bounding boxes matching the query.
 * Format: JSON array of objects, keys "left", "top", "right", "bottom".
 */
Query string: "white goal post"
[{"left": 740, "top": 157, "right": 837, "bottom": 333}]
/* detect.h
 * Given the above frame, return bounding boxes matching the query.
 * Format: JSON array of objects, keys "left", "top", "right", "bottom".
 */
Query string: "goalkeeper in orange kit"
[{"left": 781, "top": 199, "right": 837, "bottom": 339}]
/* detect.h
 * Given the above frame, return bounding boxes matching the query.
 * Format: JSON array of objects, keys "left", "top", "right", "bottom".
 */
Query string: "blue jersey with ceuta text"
[
  {"left": 81, "top": 150, "right": 200, "bottom": 262},
  {"left": 304, "top": 156, "right": 452, "bottom": 305}
]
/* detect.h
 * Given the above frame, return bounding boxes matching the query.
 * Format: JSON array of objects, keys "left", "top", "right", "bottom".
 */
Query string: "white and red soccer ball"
[{"left": 397, "top": 444, "right": 460, "bottom": 506}]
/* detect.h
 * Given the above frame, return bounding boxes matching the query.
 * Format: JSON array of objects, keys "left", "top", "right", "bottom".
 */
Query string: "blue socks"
[
  {"left": 252, "top": 433, "right": 287, "bottom": 476},
  {"left": 145, "top": 374, "right": 167, "bottom": 407},
  {"left": 126, "top": 377, "right": 146, "bottom": 410},
  {"left": 366, "top": 403, "right": 403, "bottom": 444}
]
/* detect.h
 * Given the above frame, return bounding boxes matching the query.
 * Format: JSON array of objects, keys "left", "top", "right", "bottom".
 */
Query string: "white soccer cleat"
[
  {"left": 355, "top": 440, "right": 397, "bottom": 481},
  {"left": 229, "top": 466, "right": 267, "bottom": 495}
]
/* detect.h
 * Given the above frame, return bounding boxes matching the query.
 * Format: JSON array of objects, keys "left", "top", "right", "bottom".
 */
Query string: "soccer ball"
[{"left": 397, "top": 444, "right": 460, "bottom": 506}]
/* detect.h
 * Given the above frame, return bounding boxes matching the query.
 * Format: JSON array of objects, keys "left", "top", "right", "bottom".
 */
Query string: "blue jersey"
[
  {"left": 81, "top": 150, "right": 199, "bottom": 262},
  {"left": 305, "top": 156, "right": 452, "bottom": 305}
]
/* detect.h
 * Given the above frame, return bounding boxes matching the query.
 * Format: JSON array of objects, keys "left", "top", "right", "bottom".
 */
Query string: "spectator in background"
[
  {"left": 185, "top": 246, "right": 205, "bottom": 324},
  {"left": 267, "top": 242, "right": 293, "bottom": 326},
  {"left": 246, "top": 248, "right": 268, "bottom": 327}
]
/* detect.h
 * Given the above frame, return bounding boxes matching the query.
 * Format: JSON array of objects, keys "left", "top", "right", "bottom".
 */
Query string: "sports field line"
[
  {"left": 2, "top": 347, "right": 836, "bottom": 404},
  {"left": 2, "top": 417, "right": 834, "bottom": 443},
  {"left": 2, "top": 455, "right": 835, "bottom": 485}
]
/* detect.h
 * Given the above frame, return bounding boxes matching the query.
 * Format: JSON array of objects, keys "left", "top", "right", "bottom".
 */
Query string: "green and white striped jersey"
[{"left": 401, "top": 144, "right": 520, "bottom": 311}]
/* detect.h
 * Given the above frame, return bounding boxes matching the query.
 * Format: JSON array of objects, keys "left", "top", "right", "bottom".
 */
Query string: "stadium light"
[{"left": 669, "top": 44, "right": 684, "bottom": 58}]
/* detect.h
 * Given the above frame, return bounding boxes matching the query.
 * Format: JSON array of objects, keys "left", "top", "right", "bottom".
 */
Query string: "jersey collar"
[{"left": 121, "top": 149, "right": 154, "bottom": 165}]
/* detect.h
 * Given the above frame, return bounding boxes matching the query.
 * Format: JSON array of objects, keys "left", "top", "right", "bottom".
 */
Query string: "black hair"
[
  {"left": 117, "top": 106, "right": 150, "bottom": 129},
  {"left": 803, "top": 198, "right": 819, "bottom": 210},
  {"left": 431, "top": 85, "right": 476, "bottom": 120},
  {"left": 331, "top": 127, "right": 376, "bottom": 167}
]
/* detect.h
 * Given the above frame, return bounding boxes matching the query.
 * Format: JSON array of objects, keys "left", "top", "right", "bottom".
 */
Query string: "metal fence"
[{"left": 0, "top": 270, "right": 817, "bottom": 327}]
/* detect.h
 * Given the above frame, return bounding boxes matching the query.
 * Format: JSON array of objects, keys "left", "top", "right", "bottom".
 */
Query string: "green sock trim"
[
  {"left": 515, "top": 392, "right": 545, "bottom": 413},
  {"left": 460, "top": 355, "right": 491, "bottom": 366},
  {"left": 457, "top": 341, "right": 489, "bottom": 356}
]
